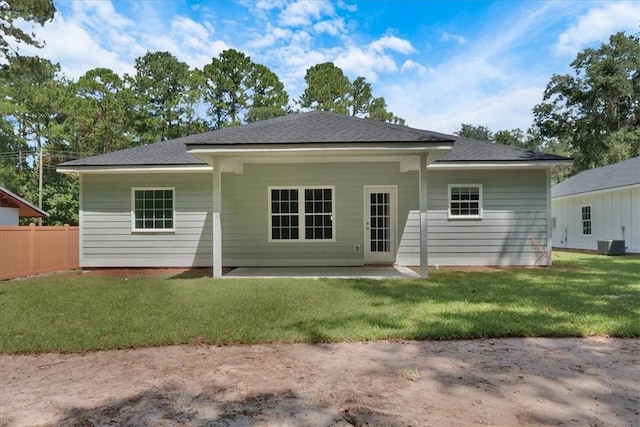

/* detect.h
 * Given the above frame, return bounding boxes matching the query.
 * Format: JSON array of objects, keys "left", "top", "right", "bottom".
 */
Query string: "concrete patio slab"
[{"left": 224, "top": 266, "right": 420, "bottom": 279}]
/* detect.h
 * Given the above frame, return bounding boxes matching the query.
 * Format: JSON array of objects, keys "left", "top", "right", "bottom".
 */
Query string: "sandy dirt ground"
[{"left": 1, "top": 338, "right": 638, "bottom": 426}]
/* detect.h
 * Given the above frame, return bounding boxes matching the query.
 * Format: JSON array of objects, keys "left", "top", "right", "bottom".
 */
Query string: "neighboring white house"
[
  {"left": 551, "top": 156, "right": 640, "bottom": 254},
  {"left": 58, "top": 111, "right": 572, "bottom": 277},
  {"left": 0, "top": 186, "right": 48, "bottom": 225}
]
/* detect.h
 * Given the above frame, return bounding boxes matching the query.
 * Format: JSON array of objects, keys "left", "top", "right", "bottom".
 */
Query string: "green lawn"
[{"left": 1, "top": 251, "right": 638, "bottom": 353}]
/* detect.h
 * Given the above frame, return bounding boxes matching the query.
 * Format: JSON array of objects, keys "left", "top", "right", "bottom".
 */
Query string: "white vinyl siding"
[
  {"left": 222, "top": 162, "right": 417, "bottom": 267},
  {"left": 397, "top": 169, "right": 550, "bottom": 266},
  {"left": 80, "top": 173, "right": 212, "bottom": 267},
  {"left": 551, "top": 186, "right": 639, "bottom": 253}
]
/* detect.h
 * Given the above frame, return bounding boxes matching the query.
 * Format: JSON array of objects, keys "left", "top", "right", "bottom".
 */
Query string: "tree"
[
  {"left": 0, "top": 0, "right": 56, "bottom": 59},
  {"left": 245, "top": 64, "right": 290, "bottom": 122},
  {"left": 129, "top": 51, "right": 206, "bottom": 142},
  {"left": 54, "top": 67, "right": 134, "bottom": 157},
  {"left": 299, "top": 63, "right": 404, "bottom": 123},
  {"left": 203, "top": 49, "right": 289, "bottom": 128},
  {"left": 455, "top": 124, "right": 492, "bottom": 141},
  {"left": 299, "top": 62, "right": 351, "bottom": 114},
  {"left": 0, "top": 55, "right": 75, "bottom": 224},
  {"left": 533, "top": 32, "right": 640, "bottom": 171}
]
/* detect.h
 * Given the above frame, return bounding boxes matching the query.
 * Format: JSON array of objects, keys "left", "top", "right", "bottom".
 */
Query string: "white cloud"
[
  {"left": 279, "top": 0, "right": 334, "bottom": 27},
  {"left": 314, "top": 18, "right": 346, "bottom": 36},
  {"left": 14, "top": 13, "right": 133, "bottom": 79},
  {"left": 400, "top": 60, "right": 429, "bottom": 76},
  {"left": 440, "top": 31, "right": 467, "bottom": 45},
  {"left": 555, "top": 2, "right": 639, "bottom": 55},
  {"left": 370, "top": 36, "right": 416, "bottom": 54},
  {"left": 332, "top": 35, "right": 415, "bottom": 81}
]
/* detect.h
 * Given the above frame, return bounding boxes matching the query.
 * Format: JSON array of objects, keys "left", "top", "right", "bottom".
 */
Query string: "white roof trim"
[
  {"left": 57, "top": 165, "right": 213, "bottom": 174},
  {"left": 428, "top": 160, "right": 573, "bottom": 170},
  {"left": 187, "top": 144, "right": 453, "bottom": 156}
]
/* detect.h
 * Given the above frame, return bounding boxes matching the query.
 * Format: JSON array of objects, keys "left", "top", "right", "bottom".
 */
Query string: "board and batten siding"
[
  {"left": 80, "top": 173, "right": 213, "bottom": 267},
  {"left": 221, "top": 162, "right": 418, "bottom": 267},
  {"left": 397, "top": 169, "right": 550, "bottom": 266},
  {"left": 552, "top": 187, "right": 639, "bottom": 253}
]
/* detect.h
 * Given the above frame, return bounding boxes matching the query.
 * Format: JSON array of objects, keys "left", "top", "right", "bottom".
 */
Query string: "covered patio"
[{"left": 224, "top": 265, "right": 420, "bottom": 279}]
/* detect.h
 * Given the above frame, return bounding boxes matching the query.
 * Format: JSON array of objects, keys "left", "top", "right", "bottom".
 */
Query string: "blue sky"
[{"left": 17, "top": 0, "right": 640, "bottom": 133}]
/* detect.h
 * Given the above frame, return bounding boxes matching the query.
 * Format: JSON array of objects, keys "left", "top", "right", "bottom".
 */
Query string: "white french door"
[{"left": 364, "top": 186, "right": 397, "bottom": 264}]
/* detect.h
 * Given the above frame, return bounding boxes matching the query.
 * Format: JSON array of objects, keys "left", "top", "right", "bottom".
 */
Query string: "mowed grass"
[{"left": 0, "top": 251, "right": 638, "bottom": 353}]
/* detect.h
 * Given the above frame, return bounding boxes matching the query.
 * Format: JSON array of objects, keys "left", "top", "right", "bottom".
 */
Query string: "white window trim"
[
  {"left": 131, "top": 187, "right": 176, "bottom": 233},
  {"left": 581, "top": 205, "right": 592, "bottom": 236},
  {"left": 268, "top": 185, "right": 336, "bottom": 243},
  {"left": 447, "top": 183, "right": 483, "bottom": 219}
]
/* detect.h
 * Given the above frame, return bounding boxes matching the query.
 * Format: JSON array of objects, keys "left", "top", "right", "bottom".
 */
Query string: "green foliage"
[
  {"left": 534, "top": 32, "right": 640, "bottom": 172},
  {"left": 129, "top": 51, "right": 207, "bottom": 142},
  {"left": 299, "top": 62, "right": 404, "bottom": 124},
  {"left": 0, "top": 0, "right": 55, "bottom": 59},
  {"left": 203, "top": 49, "right": 290, "bottom": 128},
  {"left": 299, "top": 62, "right": 351, "bottom": 114},
  {"left": 455, "top": 123, "right": 493, "bottom": 141},
  {"left": 1, "top": 252, "right": 638, "bottom": 353}
]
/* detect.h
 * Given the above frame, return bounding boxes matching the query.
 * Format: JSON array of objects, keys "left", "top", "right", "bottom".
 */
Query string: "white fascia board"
[
  {"left": 551, "top": 183, "right": 640, "bottom": 200},
  {"left": 427, "top": 160, "right": 573, "bottom": 170},
  {"left": 57, "top": 165, "right": 213, "bottom": 175},
  {"left": 187, "top": 143, "right": 453, "bottom": 156}
]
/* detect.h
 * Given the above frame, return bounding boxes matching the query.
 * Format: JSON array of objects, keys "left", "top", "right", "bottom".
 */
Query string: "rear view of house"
[
  {"left": 58, "top": 111, "right": 571, "bottom": 277},
  {"left": 552, "top": 156, "right": 640, "bottom": 254}
]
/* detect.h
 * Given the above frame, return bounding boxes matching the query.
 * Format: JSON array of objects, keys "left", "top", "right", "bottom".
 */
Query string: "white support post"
[
  {"left": 546, "top": 167, "right": 553, "bottom": 266},
  {"left": 212, "top": 157, "right": 223, "bottom": 278},
  {"left": 419, "top": 153, "right": 429, "bottom": 278}
]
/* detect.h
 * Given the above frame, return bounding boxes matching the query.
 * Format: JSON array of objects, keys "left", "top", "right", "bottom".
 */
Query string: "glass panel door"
[{"left": 364, "top": 186, "right": 396, "bottom": 264}]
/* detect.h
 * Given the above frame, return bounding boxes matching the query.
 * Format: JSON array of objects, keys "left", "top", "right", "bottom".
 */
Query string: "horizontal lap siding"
[
  {"left": 81, "top": 173, "right": 212, "bottom": 267},
  {"left": 397, "top": 169, "right": 549, "bottom": 266},
  {"left": 222, "top": 162, "right": 418, "bottom": 267}
]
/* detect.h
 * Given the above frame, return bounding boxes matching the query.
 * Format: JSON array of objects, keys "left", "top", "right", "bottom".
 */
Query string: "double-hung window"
[
  {"left": 132, "top": 188, "right": 175, "bottom": 232},
  {"left": 448, "top": 184, "right": 483, "bottom": 219},
  {"left": 269, "top": 186, "right": 334, "bottom": 241},
  {"left": 581, "top": 205, "right": 592, "bottom": 236}
]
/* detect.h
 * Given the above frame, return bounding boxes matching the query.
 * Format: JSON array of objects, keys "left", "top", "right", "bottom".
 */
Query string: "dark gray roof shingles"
[
  {"left": 552, "top": 156, "right": 640, "bottom": 198},
  {"left": 58, "top": 111, "right": 570, "bottom": 167}
]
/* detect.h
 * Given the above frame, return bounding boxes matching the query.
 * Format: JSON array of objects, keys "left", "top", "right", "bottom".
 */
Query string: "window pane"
[{"left": 133, "top": 189, "right": 174, "bottom": 230}]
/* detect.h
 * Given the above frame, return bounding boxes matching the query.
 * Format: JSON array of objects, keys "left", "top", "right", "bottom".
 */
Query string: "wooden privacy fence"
[{"left": 0, "top": 224, "right": 79, "bottom": 280}]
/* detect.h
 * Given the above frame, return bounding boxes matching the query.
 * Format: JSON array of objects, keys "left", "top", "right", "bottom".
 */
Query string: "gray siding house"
[{"left": 58, "top": 111, "right": 571, "bottom": 277}]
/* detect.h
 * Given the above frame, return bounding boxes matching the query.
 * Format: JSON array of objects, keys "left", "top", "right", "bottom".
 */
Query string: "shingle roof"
[
  {"left": 59, "top": 138, "right": 206, "bottom": 167},
  {"left": 58, "top": 110, "right": 570, "bottom": 168},
  {"left": 552, "top": 156, "right": 640, "bottom": 198},
  {"left": 0, "top": 186, "right": 48, "bottom": 218},
  {"left": 185, "top": 110, "right": 455, "bottom": 145},
  {"left": 436, "top": 136, "right": 570, "bottom": 162}
]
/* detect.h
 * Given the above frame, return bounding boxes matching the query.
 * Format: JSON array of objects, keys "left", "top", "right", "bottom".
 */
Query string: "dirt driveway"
[{"left": 1, "top": 338, "right": 638, "bottom": 426}]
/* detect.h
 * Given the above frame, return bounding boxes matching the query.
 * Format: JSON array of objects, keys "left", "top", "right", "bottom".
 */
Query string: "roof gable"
[
  {"left": 0, "top": 187, "right": 48, "bottom": 218},
  {"left": 552, "top": 156, "right": 640, "bottom": 198}
]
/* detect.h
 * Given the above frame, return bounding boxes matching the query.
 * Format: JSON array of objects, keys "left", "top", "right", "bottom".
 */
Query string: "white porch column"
[
  {"left": 212, "top": 157, "right": 222, "bottom": 278},
  {"left": 419, "top": 153, "right": 429, "bottom": 278}
]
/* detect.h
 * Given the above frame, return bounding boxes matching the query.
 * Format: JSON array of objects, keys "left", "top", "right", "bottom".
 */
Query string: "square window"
[
  {"left": 449, "top": 185, "right": 482, "bottom": 219},
  {"left": 133, "top": 188, "right": 174, "bottom": 231}
]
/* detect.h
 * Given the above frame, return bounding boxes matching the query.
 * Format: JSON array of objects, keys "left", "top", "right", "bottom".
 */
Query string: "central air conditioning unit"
[{"left": 597, "top": 240, "right": 626, "bottom": 256}]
